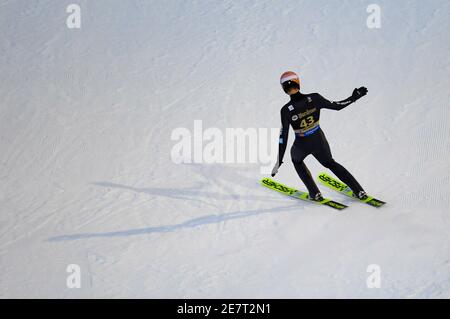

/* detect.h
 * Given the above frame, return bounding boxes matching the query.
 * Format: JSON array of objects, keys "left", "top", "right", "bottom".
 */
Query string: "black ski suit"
[{"left": 277, "top": 91, "right": 364, "bottom": 196}]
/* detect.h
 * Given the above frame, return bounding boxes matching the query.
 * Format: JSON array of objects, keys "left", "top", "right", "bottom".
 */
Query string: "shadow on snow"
[{"left": 47, "top": 177, "right": 306, "bottom": 241}]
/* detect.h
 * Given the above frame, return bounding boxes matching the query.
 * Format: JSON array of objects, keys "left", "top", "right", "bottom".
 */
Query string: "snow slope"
[{"left": 1, "top": 0, "right": 450, "bottom": 298}]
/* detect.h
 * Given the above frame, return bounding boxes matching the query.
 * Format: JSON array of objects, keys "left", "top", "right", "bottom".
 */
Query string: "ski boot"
[
  {"left": 309, "top": 192, "right": 324, "bottom": 202},
  {"left": 353, "top": 190, "right": 368, "bottom": 200}
]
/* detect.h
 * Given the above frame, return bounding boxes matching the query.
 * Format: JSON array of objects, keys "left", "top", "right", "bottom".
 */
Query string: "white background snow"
[{"left": 1, "top": 0, "right": 449, "bottom": 298}]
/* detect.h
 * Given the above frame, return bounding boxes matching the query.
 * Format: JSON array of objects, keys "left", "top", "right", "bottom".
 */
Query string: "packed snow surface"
[{"left": 1, "top": 0, "right": 449, "bottom": 298}]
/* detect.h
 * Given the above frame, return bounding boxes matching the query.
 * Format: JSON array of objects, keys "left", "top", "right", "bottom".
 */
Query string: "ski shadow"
[
  {"left": 90, "top": 181, "right": 277, "bottom": 202},
  {"left": 47, "top": 204, "right": 300, "bottom": 242}
]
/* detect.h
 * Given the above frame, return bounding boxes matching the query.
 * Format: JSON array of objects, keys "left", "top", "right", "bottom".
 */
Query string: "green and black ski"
[
  {"left": 317, "top": 172, "right": 386, "bottom": 208},
  {"left": 260, "top": 178, "right": 347, "bottom": 211}
]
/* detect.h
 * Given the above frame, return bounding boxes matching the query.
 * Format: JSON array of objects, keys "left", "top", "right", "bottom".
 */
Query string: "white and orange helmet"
[{"left": 280, "top": 71, "right": 300, "bottom": 93}]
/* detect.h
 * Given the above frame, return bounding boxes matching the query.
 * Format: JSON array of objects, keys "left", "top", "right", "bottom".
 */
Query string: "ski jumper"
[{"left": 277, "top": 91, "right": 364, "bottom": 196}]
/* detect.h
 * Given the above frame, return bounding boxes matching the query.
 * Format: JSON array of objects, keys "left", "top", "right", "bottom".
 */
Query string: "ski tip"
[
  {"left": 365, "top": 198, "right": 386, "bottom": 208},
  {"left": 323, "top": 200, "right": 348, "bottom": 210}
]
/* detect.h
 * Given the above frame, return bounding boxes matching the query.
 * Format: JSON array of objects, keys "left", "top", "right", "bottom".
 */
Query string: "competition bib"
[{"left": 292, "top": 108, "right": 320, "bottom": 137}]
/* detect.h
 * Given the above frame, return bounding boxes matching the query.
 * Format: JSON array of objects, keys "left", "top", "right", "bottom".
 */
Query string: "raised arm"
[{"left": 315, "top": 87, "right": 368, "bottom": 111}]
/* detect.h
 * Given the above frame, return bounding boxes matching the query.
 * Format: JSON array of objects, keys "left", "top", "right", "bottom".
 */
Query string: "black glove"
[
  {"left": 271, "top": 161, "right": 283, "bottom": 177},
  {"left": 351, "top": 87, "right": 368, "bottom": 102}
]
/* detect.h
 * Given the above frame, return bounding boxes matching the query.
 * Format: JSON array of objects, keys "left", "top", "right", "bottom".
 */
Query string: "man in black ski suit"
[{"left": 271, "top": 71, "right": 368, "bottom": 201}]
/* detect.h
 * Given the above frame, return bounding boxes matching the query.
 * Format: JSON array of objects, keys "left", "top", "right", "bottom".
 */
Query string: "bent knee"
[{"left": 320, "top": 158, "right": 337, "bottom": 168}]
